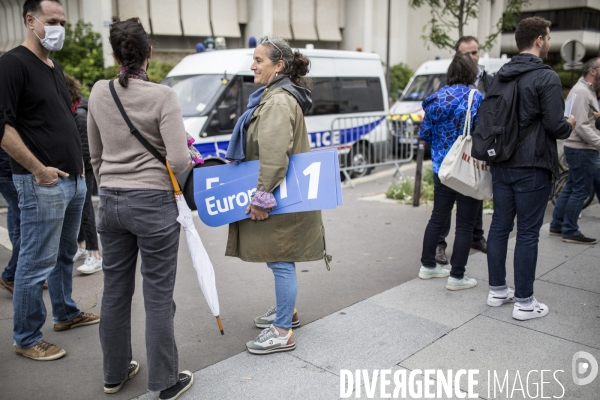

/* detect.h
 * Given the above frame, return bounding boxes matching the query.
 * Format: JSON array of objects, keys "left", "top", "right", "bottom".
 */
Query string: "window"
[
  {"left": 240, "top": 75, "right": 384, "bottom": 117},
  {"left": 504, "top": 8, "right": 600, "bottom": 32},
  {"left": 338, "top": 77, "right": 384, "bottom": 114},
  {"left": 161, "top": 74, "right": 226, "bottom": 117},
  {"left": 401, "top": 74, "right": 447, "bottom": 102},
  {"left": 306, "top": 78, "right": 338, "bottom": 115}
]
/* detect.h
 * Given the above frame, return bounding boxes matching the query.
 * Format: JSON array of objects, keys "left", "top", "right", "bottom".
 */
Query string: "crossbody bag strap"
[
  {"left": 108, "top": 80, "right": 166, "bottom": 165},
  {"left": 462, "top": 88, "right": 477, "bottom": 138}
]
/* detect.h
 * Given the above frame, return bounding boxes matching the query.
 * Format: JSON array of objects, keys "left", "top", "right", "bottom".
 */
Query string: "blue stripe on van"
[{"left": 193, "top": 117, "right": 386, "bottom": 161}]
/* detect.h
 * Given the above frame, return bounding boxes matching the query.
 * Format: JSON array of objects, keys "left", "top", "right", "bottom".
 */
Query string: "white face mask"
[{"left": 31, "top": 15, "right": 65, "bottom": 51}]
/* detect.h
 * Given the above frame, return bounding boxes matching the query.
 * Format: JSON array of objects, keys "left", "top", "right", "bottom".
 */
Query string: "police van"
[
  {"left": 162, "top": 48, "right": 389, "bottom": 202},
  {"left": 389, "top": 55, "right": 510, "bottom": 152}
]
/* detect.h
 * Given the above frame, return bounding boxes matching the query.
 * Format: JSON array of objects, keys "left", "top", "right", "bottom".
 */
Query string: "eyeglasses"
[{"left": 258, "top": 36, "right": 283, "bottom": 59}]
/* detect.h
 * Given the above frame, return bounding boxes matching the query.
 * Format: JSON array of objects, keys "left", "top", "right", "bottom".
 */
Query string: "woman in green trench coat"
[{"left": 225, "top": 36, "right": 327, "bottom": 354}]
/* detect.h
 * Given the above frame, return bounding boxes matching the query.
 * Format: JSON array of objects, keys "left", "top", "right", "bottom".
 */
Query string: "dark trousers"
[
  {"left": 438, "top": 202, "right": 484, "bottom": 248},
  {"left": 487, "top": 167, "right": 551, "bottom": 302},
  {"left": 97, "top": 188, "right": 180, "bottom": 392},
  {"left": 594, "top": 165, "right": 600, "bottom": 202},
  {"left": 421, "top": 174, "right": 481, "bottom": 279},
  {"left": 550, "top": 147, "right": 598, "bottom": 237},
  {"left": 77, "top": 168, "right": 99, "bottom": 251}
]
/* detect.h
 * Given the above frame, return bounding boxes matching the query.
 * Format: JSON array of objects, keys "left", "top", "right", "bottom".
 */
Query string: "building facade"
[{"left": 1, "top": 0, "right": 599, "bottom": 71}]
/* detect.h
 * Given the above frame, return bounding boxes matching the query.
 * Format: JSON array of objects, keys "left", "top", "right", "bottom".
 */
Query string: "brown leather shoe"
[
  {"left": 471, "top": 237, "right": 487, "bottom": 253},
  {"left": 0, "top": 277, "right": 14, "bottom": 295},
  {"left": 435, "top": 246, "right": 448, "bottom": 265},
  {"left": 54, "top": 312, "right": 100, "bottom": 331},
  {"left": 14, "top": 339, "right": 66, "bottom": 361}
]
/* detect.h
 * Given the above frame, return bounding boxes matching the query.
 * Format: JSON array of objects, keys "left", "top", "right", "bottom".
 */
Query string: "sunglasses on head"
[{"left": 258, "top": 36, "right": 283, "bottom": 59}]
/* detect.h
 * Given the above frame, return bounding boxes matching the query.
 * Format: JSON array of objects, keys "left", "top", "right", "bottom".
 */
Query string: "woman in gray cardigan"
[{"left": 87, "top": 18, "right": 193, "bottom": 399}]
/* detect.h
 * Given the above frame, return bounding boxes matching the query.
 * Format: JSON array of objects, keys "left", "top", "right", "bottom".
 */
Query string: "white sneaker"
[
  {"left": 487, "top": 288, "right": 515, "bottom": 307},
  {"left": 513, "top": 298, "right": 549, "bottom": 320},
  {"left": 446, "top": 275, "right": 477, "bottom": 290},
  {"left": 418, "top": 265, "right": 450, "bottom": 279},
  {"left": 77, "top": 256, "right": 102, "bottom": 275},
  {"left": 73, "top": 248, "right": 89, "bottom": 262}
]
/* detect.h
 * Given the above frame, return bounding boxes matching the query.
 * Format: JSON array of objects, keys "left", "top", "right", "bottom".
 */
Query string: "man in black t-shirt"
[{"left": 0, "top": 0, "right": 99, "bottom": 361}]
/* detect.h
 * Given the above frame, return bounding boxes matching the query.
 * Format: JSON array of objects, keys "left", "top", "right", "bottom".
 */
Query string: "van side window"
[
  {"left": 204, "top": 77, "right": 242, "bottom": 136},
  {"left": 338, "top": 77, "right": 384, "bottom": 114},
  {"left": 306, "top": 78, "right": 338, "bottom": 116}
]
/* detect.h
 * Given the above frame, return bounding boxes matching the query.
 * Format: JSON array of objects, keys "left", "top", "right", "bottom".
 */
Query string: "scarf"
[
  {"left": 225, "top": 86, "right": 266, "bottom": 163},
  {"left": 116, "top": 67, "right": 149, "bottom": 82}
]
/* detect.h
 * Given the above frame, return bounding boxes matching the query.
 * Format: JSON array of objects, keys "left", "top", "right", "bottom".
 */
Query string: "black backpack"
[{"left": 471, "top": 74, "right": 533, "bottom": 163}]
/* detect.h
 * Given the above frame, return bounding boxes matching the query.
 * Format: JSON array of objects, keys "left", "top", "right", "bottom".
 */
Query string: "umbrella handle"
[
  {"left": 216, "top": 316, "right": 224, "bottom": 335},
  {"left": 165, "top": 161, "right": 183, "bottom": 197}
]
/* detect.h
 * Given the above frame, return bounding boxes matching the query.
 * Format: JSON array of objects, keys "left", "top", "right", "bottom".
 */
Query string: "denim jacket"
[{"left": 420, "top": 85, "right": 483, "bottom": 173}]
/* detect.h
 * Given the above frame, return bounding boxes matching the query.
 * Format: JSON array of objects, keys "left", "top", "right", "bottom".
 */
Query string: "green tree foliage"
[
  {"left": 409, "top": 0, "right": 530, "bottom": 51},
  {"left": 51, "top": 20, "right": 104, "bottom": 97},
  {"left": 390, "top": 63, "right": 414, "bottom": 99},
  {"left": 104, "top": 61, "right": 174, "bottom": 84}
]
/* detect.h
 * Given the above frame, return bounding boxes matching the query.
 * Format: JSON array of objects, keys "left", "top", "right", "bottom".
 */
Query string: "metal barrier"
[{"left": 330, "top": 114, "right": 417, "bottom": 187}]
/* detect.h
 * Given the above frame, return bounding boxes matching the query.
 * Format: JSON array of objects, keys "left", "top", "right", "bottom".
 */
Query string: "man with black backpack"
[{"left": 477, "top": 17, "right": 575, "bottom": 321}]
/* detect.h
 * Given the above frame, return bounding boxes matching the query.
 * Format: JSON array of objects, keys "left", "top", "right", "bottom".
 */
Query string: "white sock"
[
  {"left": 492, "top": 288, "right": 508, "bottom": 297},
  {"left": 517, "top": 298, "right": 533, "bottom": 307}
]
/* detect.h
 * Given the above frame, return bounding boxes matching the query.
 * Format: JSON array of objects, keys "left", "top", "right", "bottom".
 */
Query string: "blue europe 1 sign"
[{"left": 193, "top": 149, "right": 344, "bottom": 227}]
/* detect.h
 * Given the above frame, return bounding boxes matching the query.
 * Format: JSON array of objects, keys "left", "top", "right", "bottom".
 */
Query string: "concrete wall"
[{"left": 2, "top": 0, "right": 600, "bottom": 70}]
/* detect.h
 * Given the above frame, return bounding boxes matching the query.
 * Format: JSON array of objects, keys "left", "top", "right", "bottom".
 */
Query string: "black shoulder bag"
[
  {"left": 108, "top": 80, "right": 198, "bottom": 209},
  {"left": 108, "top": 80, "right": 167, "bottom": 165}
]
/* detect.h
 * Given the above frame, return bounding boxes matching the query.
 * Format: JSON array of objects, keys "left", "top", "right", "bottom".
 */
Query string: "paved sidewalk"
[{"left": 136, "top": 204, "right": 600, "bottom": 400}]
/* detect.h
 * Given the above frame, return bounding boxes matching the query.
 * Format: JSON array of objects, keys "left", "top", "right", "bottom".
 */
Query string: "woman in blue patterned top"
[{"left": 418, "top": 53, "right": 484, "bottom": 291}]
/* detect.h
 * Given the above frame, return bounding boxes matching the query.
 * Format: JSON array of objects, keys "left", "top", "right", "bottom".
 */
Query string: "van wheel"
[
  {"left": 181, "top": 160, "right": 223, "bottom": 211},
  {"left": 349, "top": 143, "right": 373, "bottom": 178}
]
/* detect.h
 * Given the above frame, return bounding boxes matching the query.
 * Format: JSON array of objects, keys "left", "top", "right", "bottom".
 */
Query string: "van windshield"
[
  {"left": 161, "top": 74, "right": 225, "bottom": 117},
  {"left": 401, "top": 74, "right": 446, "bottom": 102}
]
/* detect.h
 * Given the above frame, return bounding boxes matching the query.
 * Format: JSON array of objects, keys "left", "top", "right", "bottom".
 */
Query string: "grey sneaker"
[
  {"left": 418, "top": 265, "right": 450, "bottom": 279},
  {"left": 254, "top": 306, "right": 300, "bottom": 329},
  {"left": 446, "top": 275, "right": 477, "bottom": 291},
  {"left": 246, "top": 325, "right": 296, "bottom": 355}
]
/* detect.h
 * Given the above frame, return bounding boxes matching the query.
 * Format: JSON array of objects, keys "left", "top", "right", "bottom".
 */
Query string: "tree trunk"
[{"left": 458, "top": 0, "right": 465, "bottom": 38}]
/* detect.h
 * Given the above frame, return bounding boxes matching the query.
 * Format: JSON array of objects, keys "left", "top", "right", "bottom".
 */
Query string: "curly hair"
[
  {"left": 109, "top": 18, "right": 151, "bottom": 88},
  {"left": 258, "top": 36, "right": 311, "bottom": 87},
  {"left": 63, "top": 73, "right": 81, "bottom": 104}
]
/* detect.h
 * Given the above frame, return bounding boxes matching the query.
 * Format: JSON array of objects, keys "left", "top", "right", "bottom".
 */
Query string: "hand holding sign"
[{"left": 194, "top": 149, "right": 343, "bottom": 227}]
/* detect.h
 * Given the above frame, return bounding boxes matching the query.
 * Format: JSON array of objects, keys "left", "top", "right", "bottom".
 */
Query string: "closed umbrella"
[{"left": 166, "top": 163, "right": 224, "bottom": 335}]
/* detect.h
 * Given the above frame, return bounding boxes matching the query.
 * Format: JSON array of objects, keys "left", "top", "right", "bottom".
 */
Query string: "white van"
[
  {"left": 390, "top": 55, "right": 510, "bottom": 117},
  {"left": 389, "top": 55, "right": 510, "bottom": 150},
  {"left": 163, "top": 49, "right": 389, "bottom": 177}
]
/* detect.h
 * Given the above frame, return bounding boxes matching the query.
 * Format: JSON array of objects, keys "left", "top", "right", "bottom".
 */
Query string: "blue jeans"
[
  {"left": 267, "top": 261, "right": 297, "bottom": 330},
  {"left": 487, "top": 167, "right": 552, "bottom": 302},
  {"left": 97, "top": 189, "right": 180, "bottom": 391},
  {"left": 551, "top": 147, "right": 598, "bottom": 237},
  {"left": 0, "top": 176, "right": 20, "bottom": 281},
  {"left": 421, "top": 174, "right": 481, "bottom": 279},
  {"left": 12, "top": 174, "right": 85, "bottom": 348}
]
